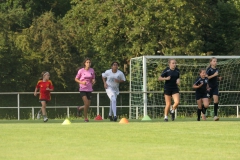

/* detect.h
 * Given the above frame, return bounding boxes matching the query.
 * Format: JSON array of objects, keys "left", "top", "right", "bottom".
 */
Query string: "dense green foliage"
[{"left": 0, "top": 0, "right": 240, "bottom": 92}]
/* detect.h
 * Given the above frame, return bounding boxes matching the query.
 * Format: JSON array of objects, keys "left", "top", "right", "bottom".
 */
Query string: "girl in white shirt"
[{"left": 102, "top": 62, "right": 126, "bottom": 122}]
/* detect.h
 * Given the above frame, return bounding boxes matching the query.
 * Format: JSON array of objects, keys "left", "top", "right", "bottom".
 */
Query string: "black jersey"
[
  {"left": 206, "top": 67, "right": 219, "bottom": 87},
  {"left": 194, "top": 77, "right": 208, "bottom": 93},
  {"left": 160, "top": 67, "right": 180, "bottom": 90}
]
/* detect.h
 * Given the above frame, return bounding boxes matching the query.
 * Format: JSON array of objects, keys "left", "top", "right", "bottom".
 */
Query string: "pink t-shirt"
[{"left": 75, "top": 68, "right": 95, "bottom": 91}]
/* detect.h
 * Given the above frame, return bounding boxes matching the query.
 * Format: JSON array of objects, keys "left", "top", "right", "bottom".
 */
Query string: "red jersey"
[{"left": 35, "top": 80, "right": 54, "bottom": 101}]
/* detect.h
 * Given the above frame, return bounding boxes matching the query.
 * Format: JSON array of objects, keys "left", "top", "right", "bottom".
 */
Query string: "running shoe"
[
  {"left": 108, "top": 116, "right": 113, "bottom": 121},
  {"left": 214, "top": 116, "right": 219, "bottom": 121}
]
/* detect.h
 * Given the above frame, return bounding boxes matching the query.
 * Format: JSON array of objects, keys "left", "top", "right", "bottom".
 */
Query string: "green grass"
[{"left": 0, "top": 118, "right": 240, "bottom": 160}]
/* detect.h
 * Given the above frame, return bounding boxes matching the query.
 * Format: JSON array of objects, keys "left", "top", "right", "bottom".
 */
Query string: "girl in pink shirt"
[{"left": 75, "top": 58, "right": 96, "bottom": 122}]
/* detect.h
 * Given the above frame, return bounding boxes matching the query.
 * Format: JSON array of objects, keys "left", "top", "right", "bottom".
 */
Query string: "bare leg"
[
  {"left": 164, "top": 95, "right": 172, "bottom": 119},
  {"left": 41, "top": 101, "right": 47, "bottom": 116},
  {"left": 172, "top": 93, "right": 180, "bottom": 110},
  {"left": 82, "top": 96, "right": 91, "bottom": 120}
]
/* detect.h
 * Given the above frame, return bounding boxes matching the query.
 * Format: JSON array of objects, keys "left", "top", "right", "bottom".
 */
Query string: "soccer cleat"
[
  {"left": 164, "top": 118, "right": 168, "bottom": 122},
  {"left": 170, "top": 110, "right": 175, "bottom": 121},
  {"left": 108, "top": 116, "right": 113, "bottom": 121},
  {"left": 37, "top": 113, "right": 41, "bottom": 119},
  {"left": 113, "top": 116, "right": 118, "bottom": 122},
  {"left": 201, "top": 113, "right": 206, "bottom": 120},
  {"left": 214, "top": 116, "right": 219, "bottom": 121},
  {"left": 84, "top": 119, "right": 89, "bottom": 122},
  {"left": 43, "top": 117, "right": 48, "bottom": 122}
]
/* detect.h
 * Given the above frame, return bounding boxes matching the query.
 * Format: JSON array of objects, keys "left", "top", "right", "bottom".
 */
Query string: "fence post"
[
  {"left": 237, "top": 105, "right": 239, "bottom": 118},
  {"left": 102, "top": 107, "right": 104, "bottom": 119},
  {"left": 32, "top": 107, "right": 34, "bottom": 120},
  {"left": 17, "top": 93, "right": 20, "bottom": 120},
  {"left": 97, "top": 93, "right": 99, "bottom": 115},
  {"left": 67, "top": 107, "right": 69, "bottom": 118}
]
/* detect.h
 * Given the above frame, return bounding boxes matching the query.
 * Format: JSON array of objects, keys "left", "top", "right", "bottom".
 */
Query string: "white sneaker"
[
  {"left": 43, "top": 117, "right": 48, "bottom": 122},
  {"left": 214, "top": 116, "right": 219, "bottom": 121},
  {"left": 37, "top": 113, "right": 41, "bottom": 119}
]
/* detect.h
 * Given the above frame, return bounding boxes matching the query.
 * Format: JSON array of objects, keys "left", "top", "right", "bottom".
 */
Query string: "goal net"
[{"left": 129, "top": 56, "right": 240, "bottom": 119}]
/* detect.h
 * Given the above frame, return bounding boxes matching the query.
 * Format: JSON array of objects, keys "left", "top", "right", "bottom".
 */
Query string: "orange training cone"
[
  {"left": 94, "top": 115, "right": 103, "bottom": 120},
  {"left": 119, "top": 118, "right": 129, "bottom": 124}
]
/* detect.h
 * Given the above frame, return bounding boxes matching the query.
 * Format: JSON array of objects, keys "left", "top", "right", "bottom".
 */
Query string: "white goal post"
[{"left": 130, "top": 56, "right": 240, "bottom": 119}]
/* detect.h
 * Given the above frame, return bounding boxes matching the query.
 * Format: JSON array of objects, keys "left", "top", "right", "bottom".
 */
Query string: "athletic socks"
[
  {"left": 38, "top": 109, "right": 42, "bottom": 114},
  {"left": 202, "top": 106, "right": 207, "bottom": 114},
  {"left": 214, "top": 103, "right": 218, "bottom": 116},
  {"left": 197, "top": 108, "right": 202, "bottom": 121}
]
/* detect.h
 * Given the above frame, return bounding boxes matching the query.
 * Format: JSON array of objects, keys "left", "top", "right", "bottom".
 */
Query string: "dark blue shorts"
[
  {"left": 208, "top": 86, "right": 219, "bottom": 98},
  {"left": 195, "top": 92, "right": 209, "bottom": 100},
  {"left": 80, "top": 91, "right": 92, "bottom": 100},
  {"left": 164, "top": 89, "right": 179, "bottom": 96}
]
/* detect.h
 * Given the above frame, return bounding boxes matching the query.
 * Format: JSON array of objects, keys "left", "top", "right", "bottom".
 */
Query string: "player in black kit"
[
  {"left": 159, "top": 59, "right": 180, "bottom": 122},
  {"left": 206, "top": 57, "right": 222, "bottom": 121},
  {"left": 193, "top": 69, "right": 210, "bottom": 121}
]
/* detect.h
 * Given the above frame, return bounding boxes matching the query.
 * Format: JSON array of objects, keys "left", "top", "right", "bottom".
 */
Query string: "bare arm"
[
  {"left": 75, "top": 78, "right": 86, "bottom": 85},
  {"left": 158, "top": 76, "right": 170, "bottom": 81},
  {"left": 192, "top": 83, "right": 203, "bottom": 89},
  {"left": 176, "top": 78, "right": 180, "bottom": 85},
  {"left": 46, "top": 88, "right": 54, "bottom": 92},
  {"left": 207, "top": 71, "right": 218, "bottom": 80},
  {"left": 102, "top": 77, "right": 108, "bottom": 89},
  {"left": 34, "top": 88, "right": 38, "bottom": 96}
]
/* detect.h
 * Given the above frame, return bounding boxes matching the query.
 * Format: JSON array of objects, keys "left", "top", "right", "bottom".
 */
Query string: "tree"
[{"left": 15, "top": 12, "right": 74, "bottom": 91}]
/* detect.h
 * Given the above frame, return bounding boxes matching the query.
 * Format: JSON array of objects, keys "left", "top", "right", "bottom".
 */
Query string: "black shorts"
[
  {"left": 208, "top": 86, "right": 219, "bottom": 98},
  {"left": 195, "top": 92, "right": 209, "bottom": 100},
  {"left": 164, "top": 89, "right": 179, "bottom": 96},
  {"left": 80, "top": 91, "right": 92, "bottom": 100}
]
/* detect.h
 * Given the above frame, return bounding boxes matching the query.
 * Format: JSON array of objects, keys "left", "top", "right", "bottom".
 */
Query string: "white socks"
[{"left": 109, "top": 97, "right": 117, "bottom": 117}]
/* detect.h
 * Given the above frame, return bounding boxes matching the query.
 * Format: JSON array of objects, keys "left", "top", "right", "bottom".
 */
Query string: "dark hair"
[
  {"left": 199, "top": 68, "right": 206, "bottom": 73},
  {"left": 82, "top": 58, "right": 91, "bottom": 68},
  {"left": 39, "top": 71, "right": 48, "bottom": 80},
  {"left": 111, "top": 61, "right": 119, "bottom": 66}
]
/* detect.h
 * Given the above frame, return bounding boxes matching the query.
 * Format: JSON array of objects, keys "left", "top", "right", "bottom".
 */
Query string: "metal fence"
[{"left": 0, "top": 91, "right": 239, "bottom": 120}]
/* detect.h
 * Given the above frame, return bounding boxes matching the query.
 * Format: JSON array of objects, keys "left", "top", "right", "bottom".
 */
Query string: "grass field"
[{"left": 0, "top": 118, "right": 240, "bottom": 160}]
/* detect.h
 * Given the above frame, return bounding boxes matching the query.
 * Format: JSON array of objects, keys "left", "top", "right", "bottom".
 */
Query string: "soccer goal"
[{"left": 129, "top": 56, "right": 240, "bottom": 119}]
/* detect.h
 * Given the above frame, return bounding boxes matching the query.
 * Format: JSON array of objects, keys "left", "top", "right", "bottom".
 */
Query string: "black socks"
[{"left": 214, "top": 103, "right": 218, "bottom": 116}]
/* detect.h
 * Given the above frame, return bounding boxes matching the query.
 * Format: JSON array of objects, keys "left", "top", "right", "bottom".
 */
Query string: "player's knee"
[
  {"left": 110, "top": 96, "right": 116, "bottom": 103},
  {"left": 204, "top": 104, "right": 209, "bottom": 108},
  {"left": 174, "top": 101, "right": 180, "bottom": 106}
]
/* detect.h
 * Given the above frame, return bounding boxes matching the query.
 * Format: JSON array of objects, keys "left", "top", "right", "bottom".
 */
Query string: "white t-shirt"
[{"left": 102, "top": 69, "right": 126, "bottom": 95}]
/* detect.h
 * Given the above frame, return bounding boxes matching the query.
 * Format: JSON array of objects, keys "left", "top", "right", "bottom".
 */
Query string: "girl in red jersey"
[{"left": 34, "top": 71, "right": 54, "bottom": 122}]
